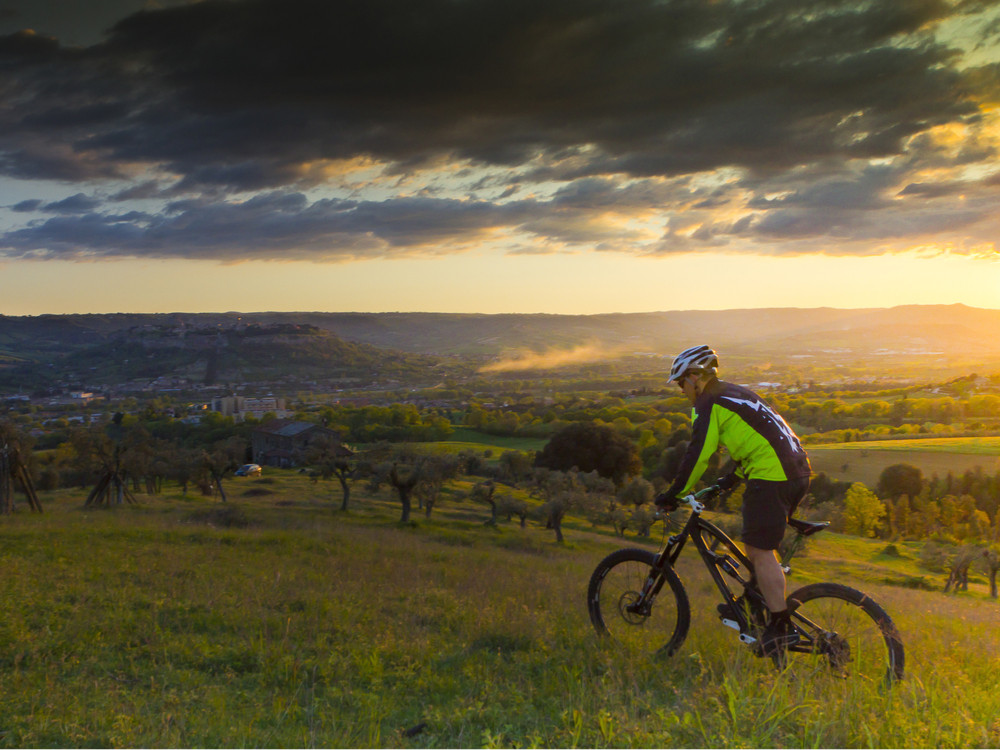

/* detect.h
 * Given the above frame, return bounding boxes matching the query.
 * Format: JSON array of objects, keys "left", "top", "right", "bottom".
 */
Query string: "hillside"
[
  {"left": 2, "top": 304, "right": 1000, "bottom": 386},
  {"left": 286, "top": 305, "right": 1000, "bottom": 366},
  {"left": 0, "top": 322, "right": 441, "bottom": 389},
  {"left": 1, "top": 476, "right": 997, "bottom": 747}
]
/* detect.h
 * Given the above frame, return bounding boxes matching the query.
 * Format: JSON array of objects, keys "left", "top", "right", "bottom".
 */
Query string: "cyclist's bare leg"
[{"left": 745, "top": 545, "right": 786, "bottom": 613}]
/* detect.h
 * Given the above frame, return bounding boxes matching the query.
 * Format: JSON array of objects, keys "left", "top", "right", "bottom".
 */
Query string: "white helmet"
[{"left": 668, "top": 345, "right": 719, "bottom": 382}]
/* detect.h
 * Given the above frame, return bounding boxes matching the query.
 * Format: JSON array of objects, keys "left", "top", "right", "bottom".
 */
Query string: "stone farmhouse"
[{"left": 250, "top": 419, "right": 348, "bottom": 468}]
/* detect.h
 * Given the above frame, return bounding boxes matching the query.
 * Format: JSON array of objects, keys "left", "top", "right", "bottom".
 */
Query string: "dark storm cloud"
[
  {"left": 0, "top": 27, "right": 59, "bottom": 58},
  {"left": 0, "top": 0, "right": 998, "bottom": 259},
  {"left": 747, "top": 168, "right": 999, "bottom": 245},
  {"left": 898, "top": 181, "right": 964, "bottom": 199},
  {"left": 750, "top": 166, "right": 899, "bottom": 211},
  {"left": 41, "top": 192, "right": 104, "bottom": 213},
  {"left": 110, "top": 180, "right": 167, "bottom": 201},
  {"left": 2, "top": 0, "right": 985, "bottom": 183},
  {"left": 0, "top": 191, "right": 556, "bottom": 260}
]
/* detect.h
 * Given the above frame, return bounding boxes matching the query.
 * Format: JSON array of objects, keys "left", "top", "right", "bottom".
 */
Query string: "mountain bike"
[{"left": 587, "top": 484, "right": 904, "bottom": 685}]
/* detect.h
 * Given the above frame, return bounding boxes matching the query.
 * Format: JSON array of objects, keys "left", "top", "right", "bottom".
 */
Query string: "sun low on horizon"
[
  {"left": 1, "top": 0, "right": 999, "bottom": 317},
  {"left": 2, "top": 249, "right": 1000, "bottom": 317}
]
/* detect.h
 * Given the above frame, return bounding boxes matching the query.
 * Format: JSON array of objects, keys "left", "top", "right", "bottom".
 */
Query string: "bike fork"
[{"left": 625, "top": 568, "right": 664, "bottom": 616}]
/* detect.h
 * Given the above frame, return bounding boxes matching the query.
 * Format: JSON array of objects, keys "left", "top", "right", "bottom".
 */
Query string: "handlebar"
[
  {"left": 677, "top": 492, "right": 705, "bottom": 513},
  {"left": 655, "top": 484, "right": 722, "bottom": 518},
  {"left": 681, "top": 484, "right": 725, "bottom": 511}
]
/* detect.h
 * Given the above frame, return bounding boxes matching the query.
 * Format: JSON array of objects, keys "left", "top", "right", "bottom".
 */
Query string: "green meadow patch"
[
  {"left": 442, "top": 427, "right": 548, "bottom": 453},
  {"left": 0, "top": 479, "right": 998, "bottom": 747}
]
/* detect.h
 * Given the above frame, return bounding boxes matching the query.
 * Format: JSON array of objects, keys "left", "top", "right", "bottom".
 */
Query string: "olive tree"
[
  {"left": 529, "top": 468, "right": 585, "bottom": 543},
  {"left": 298, "top": 433, "right": 358, "bottom": 511},
  {"left": 202, "top": 436, "right": 248, "bottom": 503},
  {"left": 534, "top": 422, "right": 640, "bottom": 488},
  {"left": 980, "top": 546, "right": 1000, "bottom": 598}
]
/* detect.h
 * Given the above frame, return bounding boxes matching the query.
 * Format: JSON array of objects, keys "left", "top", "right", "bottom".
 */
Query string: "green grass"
[
  {"left": 373, "top": 428, "right": 546, "bottom": 462},
  {"left": 444, "top": 427, "right": 548, "bottom": 453},
  {"left": 1, "top": 474, "right": 998, "bottom": 747}
]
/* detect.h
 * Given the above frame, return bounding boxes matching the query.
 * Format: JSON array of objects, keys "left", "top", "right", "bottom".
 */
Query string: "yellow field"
[
  {"left": 808, "top": 437, "right": 1000, "bottom": 488},
  {"left": 809, "top": 436, "right": 1000, "bottom": 454}
]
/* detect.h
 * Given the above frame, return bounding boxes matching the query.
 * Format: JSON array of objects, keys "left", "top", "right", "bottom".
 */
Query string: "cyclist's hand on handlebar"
[
  {"left": 716, "top": 472, "right": 740, "bottom": 491},
  {"left": 654, "top": 492, "right": 678, "bottom": 511}
]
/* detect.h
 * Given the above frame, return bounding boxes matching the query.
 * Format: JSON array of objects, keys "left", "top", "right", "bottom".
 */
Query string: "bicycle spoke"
[
  {"left": 588, "top": 548, "right": 690, "bottom": 657},
  {"left": 586, "top": 490, "right": 904, "bottom": 687},
  {"left": 785, "top": 584, "right": 903, "bottom": 686}
]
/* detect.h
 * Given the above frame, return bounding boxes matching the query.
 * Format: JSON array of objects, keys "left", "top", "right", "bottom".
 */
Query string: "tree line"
[{"left": 5, "top": 403, "right": 1000, "bottom": 601}]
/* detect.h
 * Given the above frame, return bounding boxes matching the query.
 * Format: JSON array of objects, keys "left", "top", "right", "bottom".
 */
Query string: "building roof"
[{"left": 255, "top": 419, "right": 323, "bottom": 438}]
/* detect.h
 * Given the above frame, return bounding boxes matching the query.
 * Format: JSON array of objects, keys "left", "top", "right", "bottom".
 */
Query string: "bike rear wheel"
[
  {"left": 587, "top": 548, "right": 690, "bottom": 657},
  {"left": 785, "top": 582, "right": 904, "bottom": 686}
]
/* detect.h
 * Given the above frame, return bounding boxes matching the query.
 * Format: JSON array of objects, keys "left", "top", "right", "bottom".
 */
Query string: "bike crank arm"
[{"left": 720, "top": 616, "right": 759, "bottom": 644}]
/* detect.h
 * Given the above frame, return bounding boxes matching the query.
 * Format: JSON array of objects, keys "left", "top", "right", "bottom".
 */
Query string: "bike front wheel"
[
  {"left": 786, "top": 582, "right": 904, "bottom": 686},
  {"left": 587, "top": 548, "right": 691, "bottom": 657}
]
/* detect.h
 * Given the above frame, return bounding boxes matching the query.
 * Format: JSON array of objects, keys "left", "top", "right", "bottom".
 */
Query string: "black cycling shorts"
[{"left": 741, "top": 476, "right": 810, "bottom": 550}]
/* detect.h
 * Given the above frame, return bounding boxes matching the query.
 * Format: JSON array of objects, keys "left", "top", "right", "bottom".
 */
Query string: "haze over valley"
[{"left": 3, "top": 304, "right": 1000, "bottom": 394}]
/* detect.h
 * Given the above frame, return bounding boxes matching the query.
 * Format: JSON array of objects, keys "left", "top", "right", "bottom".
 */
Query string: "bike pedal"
[{"left": 721, "top": 617, "right": 740, "bottom": 631}]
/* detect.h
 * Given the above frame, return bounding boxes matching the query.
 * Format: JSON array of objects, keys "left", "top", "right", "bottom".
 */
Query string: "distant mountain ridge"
[
  {"left": 1, "top": 304, "right": 999, "bottom": 385},
  {"left": 0, "top": 320, "right": 438, "bottom": 389}
]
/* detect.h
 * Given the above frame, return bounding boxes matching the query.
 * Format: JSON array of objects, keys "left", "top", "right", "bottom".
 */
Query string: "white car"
[{"left": 234, "top": 463, "right": 262, "bottom": 477}]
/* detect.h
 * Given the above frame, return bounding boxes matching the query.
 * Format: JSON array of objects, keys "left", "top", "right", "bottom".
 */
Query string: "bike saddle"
[{"left": 787, "top": 518, "right": 829, "bottom": 536}]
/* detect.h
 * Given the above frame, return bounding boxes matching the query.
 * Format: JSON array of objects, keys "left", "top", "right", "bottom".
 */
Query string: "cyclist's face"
[{"left": 678, "top": 374, "right": 698, "bottom": 403}]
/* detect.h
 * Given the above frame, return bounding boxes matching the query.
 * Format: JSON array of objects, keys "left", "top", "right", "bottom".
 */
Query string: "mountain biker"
[{"left": 655, "top": 345, "right": 811, "bottom": 655}]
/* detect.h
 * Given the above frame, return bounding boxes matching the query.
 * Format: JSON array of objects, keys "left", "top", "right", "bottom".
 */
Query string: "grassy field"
[
  {"left": 1, "top": 473, "right": 998, "bottom": 747},
  {"left": 811, "top": 436, "right": 1000, "bottom": 455},
  {"left": 809, "top": 437, "right": 1000, "bottom": 488},
  {"left": 442, "top": 427, "right": 549, "bottom": 454}
]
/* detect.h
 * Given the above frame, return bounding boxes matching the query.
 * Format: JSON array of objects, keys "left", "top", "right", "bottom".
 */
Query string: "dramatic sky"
[{"left": 1, "top": 0, "right": 999, "bottom": 315}]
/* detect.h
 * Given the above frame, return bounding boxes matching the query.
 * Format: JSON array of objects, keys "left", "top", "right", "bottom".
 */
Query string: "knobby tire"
[
  {"left": 587, "top": 548, "right": 690, "bottom": 657},
  {"left": 786, "top": 582, "right": 905, "bottom": 686}
]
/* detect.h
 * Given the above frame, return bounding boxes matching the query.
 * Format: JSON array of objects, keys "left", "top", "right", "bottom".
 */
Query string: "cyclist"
[{"left": 655, "top": 345, "right": 811, "bottom": 655}]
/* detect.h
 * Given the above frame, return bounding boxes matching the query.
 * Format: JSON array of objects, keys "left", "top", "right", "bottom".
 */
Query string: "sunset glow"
[{"left": 1, "top": 0, "right": 999, "bottom": 316}]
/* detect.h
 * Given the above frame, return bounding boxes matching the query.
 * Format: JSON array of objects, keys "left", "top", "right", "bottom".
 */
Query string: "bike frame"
[
  {"left": 636, "top": 486, "right": 822, "bottom": 648},
  {"left": 596, "top": 484, "right": 902, "bottom": 681}
]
